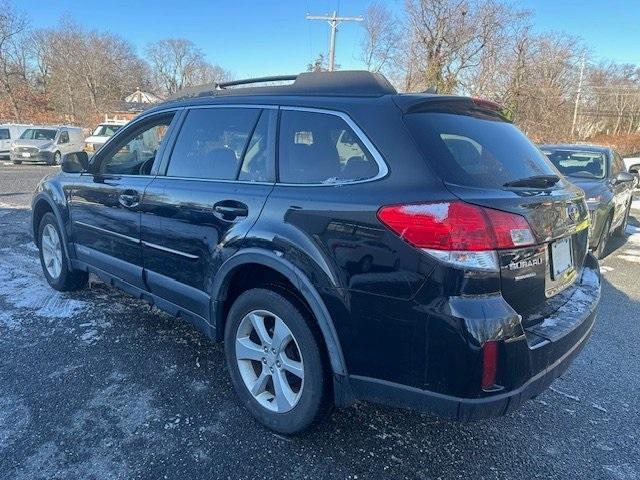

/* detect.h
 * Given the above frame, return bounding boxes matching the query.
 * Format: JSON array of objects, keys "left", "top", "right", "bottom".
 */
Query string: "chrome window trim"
[
  {"left": 156, "top": 176, "right": 274, "bottom": 186},
  {"left": 276, "top": 106, "right": 389, "bottom": 187},
  {"left": 187, "top": 104, "right": 278, "bottom": 110},
  {"left": 141, "top": 240, "right": 199, "bottom": 259},
  {"left": 74, "top": 221, "right": 139, "bottom": 244}
]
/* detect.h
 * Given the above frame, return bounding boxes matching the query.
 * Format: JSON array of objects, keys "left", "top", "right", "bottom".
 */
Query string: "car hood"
[
  {"left": 12, "top": 139, "right": 53, "bottom": 149},
  {"left": 566, "top": 177, "right": 608, "bottom": 199},
  {"left": 85, "top": 135, "right": 109, "bottom": 144}
]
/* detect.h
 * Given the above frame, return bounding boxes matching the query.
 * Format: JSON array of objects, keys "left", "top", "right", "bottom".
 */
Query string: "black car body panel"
[{"left": 32, "top": 72, "right": 601, "bottom": 420}]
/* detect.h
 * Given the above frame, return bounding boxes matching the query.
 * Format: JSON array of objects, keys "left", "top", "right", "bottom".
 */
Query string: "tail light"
[
  {"left": 377, "top": 201, "right": 534, "bottom": 271},
  {"left": 481, "top": 341, "right": 499, "bottom": 390}
]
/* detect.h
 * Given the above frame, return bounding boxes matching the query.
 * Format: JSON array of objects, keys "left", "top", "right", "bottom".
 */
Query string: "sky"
[{"left": 24, "top": 0, "right": 640, "bottom": 79}]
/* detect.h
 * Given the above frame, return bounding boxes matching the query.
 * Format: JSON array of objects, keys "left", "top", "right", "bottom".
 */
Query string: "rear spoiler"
[{"left": 393, "top": 95, "right": 509, "bottom": 121}]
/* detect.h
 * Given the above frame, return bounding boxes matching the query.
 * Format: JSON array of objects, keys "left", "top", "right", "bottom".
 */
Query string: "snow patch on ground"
[
  {"left": 600, "top": 265, "right": 614, "bottom": 273},
  {"left": 0, "top": 245, "right": 88, "bottom": 321}
]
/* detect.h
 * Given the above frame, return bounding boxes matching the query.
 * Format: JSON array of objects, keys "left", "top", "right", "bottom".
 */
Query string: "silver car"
[{"left": 11, "top": 126, "right": 84, "bottom": 165}]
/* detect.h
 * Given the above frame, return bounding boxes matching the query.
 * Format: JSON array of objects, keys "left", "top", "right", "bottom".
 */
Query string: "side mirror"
[
  {"left": 61, "top": 151, "right": 89, "bottom": 173},
  {"left": 614, "top": 171, "right": 635, "bottom": 184}
]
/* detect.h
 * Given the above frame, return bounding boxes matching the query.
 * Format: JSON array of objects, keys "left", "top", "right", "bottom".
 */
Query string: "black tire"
[
  {"left": 613, "top": 202, "right": 631, "bottom": 237},
  {"left": 595, "top": 215, "right": 612, "bottom": 260},
  {"left": 51, "top": 151, "right": 61, "bottom": 166},
  {"left": 224, "top": 288, "right": 332, "bottom": 434},
  {"left": 13, "top": 160, "right": 22, "bottom": 165},
  {"left": 38, "top": 212, "right": 88, "bottom": 291}
]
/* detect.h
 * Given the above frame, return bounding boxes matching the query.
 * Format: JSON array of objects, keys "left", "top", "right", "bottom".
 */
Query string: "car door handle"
[
  {"left": 213, "top": 201, "right": 248, "bottom": 220},
  {"left": 119, "top": 191, "right": 140, "bottom": 208}
]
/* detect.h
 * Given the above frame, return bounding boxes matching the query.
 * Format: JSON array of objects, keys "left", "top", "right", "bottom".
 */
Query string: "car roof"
[{"left": 142, "top": 70, "right": 485, "bottom": 118}]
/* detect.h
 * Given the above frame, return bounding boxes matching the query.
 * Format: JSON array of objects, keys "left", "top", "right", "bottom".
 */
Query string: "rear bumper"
[{"left": 348, "top": 254, "right": 600, "bottom": 420}]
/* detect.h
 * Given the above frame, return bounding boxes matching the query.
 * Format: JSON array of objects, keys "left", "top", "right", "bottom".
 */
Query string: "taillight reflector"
[
  {"left": 481, "top": 341, "right": 498, "bottom": 390},
  {"left": 377, "top": 201, "right": 534, "bottom": 251}
]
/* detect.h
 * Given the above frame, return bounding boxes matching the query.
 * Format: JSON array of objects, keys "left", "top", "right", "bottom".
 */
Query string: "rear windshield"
[
  {"left": 405, "top": 113, "right": 557, "bottom": 188},
  {"left": 541, "top": 149, "right": 606, "bottom": 179}
]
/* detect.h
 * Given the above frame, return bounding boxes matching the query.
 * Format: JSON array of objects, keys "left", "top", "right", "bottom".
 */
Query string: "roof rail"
[
  {"left": 215, "top": 75, "right": 298, "bottom": 89},
  {"left": 168, "top": 70, "right": 397, "bottom": 101}
]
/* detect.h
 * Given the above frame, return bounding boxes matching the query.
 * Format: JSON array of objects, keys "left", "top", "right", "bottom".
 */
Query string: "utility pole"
[
  {"left": 571, "top": 57, "right": 586, "bottom": 137},
  {"left": 306, "top": 11, "right": 363, "bottom": 71}
]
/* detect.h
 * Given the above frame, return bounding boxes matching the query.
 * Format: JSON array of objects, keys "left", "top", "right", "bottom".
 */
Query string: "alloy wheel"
[
  {"left": 41, "top": 224, "right": 63, "bottom": 279},
  {"left": 235, "top": 309, "right": 304, "bottom": 413}
]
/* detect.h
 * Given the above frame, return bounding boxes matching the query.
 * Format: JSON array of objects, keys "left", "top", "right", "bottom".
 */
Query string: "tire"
[
  {"left": 595, "top": 215, "right": 612, "bottom": 260},
  {"left": 51, "top": 151, "right": 61, "bottom": 166},
  {"left": 38, "top": 212, "right": 88, "bottom": 291},
  {"left": 224, "top": 288, "right": 332, "bottom": 434},
  {"left": 13, "top": 160, "right": 22, "bottom": 165},
  {"left": 613, "top": 202, "right": 631, "bottom": 237}
]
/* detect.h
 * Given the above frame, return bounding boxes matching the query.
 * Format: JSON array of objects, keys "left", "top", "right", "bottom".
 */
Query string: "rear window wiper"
[{"left": 503, "top": 174, "right": 560, "bottom": 188}]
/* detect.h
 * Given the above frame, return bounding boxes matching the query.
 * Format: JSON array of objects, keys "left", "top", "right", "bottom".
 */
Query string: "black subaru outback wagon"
[{"left": 32, "top": 71, "right": 600, "bottom": 434}]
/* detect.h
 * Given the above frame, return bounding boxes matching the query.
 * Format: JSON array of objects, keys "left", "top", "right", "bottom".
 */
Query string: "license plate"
[
  {"left": 551, "top": 237, "right": 573, "bottom": 279},
  {"left": 21, "top": 152, "right": 30, "bottom": 158}
]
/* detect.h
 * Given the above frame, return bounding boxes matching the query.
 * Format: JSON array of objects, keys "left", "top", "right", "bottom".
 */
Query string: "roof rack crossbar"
[{"left": 216, "top": 75, "right": 298, "bottom": 89}]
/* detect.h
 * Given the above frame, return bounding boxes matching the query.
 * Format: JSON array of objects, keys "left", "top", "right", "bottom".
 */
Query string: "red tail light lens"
[
  {"left": 481, "top": 341, "right": 498, "bottom": 390},
  {"left": 377, "top": 201, "right": 534, "bottom": 251}
]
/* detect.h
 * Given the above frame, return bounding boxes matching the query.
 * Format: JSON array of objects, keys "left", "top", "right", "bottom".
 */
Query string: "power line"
[{"left": 305, "top": 11, "right": 363, "bottom": 71}]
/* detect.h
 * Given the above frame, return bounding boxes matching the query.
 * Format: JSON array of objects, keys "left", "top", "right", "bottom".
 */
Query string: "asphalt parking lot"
[{"left": 0, "top": 162, "right": 639, "bottom": 480}]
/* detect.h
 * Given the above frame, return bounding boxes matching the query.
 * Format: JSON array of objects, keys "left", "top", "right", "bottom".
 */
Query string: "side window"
[
  {"left": 99, "top": 113, "right": 174, "bottom": 175},
  {"left": 58, "top": 131, "right": 69, "bottom": 144},
  {"left": 278, "top": 110, "right": 379, "bottom": 184},
  {"left": 167, "top": 108, "right": 261, "bottom": 180},
  {"left": 238, "top": 110, "right": 276, "bottom": 182}
]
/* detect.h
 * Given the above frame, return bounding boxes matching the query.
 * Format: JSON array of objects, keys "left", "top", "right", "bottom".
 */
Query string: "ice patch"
[
  {"left": 402, "top": 203, "right": 449, "bottom": 221},
  {"left": 0, "top": 247, "right": 88, "bottom": 320}
]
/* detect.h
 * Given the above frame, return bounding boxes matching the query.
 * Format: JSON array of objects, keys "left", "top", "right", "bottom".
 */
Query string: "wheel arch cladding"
[{"left": 212, "top": 248, "right": 348, "bottom": 377}]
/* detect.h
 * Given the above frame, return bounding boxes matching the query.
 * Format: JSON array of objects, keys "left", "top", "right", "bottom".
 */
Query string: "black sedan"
[{"left": 540, "top": 144, "right": 636, "bottom": 258}]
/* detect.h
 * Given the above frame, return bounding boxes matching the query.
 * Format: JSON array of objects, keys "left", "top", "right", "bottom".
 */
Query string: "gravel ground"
[{"left": 0, "top": 162, "right": 639, "bottom": 480}]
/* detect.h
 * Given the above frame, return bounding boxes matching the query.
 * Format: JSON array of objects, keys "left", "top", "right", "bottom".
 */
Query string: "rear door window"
[
  {"left": 167, "top": 108, "right": 261, "bottom": 180},
  {"left": 0, "top": 129, "right": 9, "bottom": 140},
  {"left": 405, "top": 112, "right": 557, "bottom": 188},
  {"left": 278, "top": 110, "right": 379, "bottom": 184}
]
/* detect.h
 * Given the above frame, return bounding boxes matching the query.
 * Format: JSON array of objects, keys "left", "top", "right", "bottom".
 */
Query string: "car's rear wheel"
[
  {"left": 614, "top": 202, "right": 631, "bottom": 237},
  {"left": 38, "top": 212, "right": 88, "bottom": 291},
  {"left": 595, "top": 215, "right": 612, "bottom": 259},
  {"left": 13, "top": 160, "right": 21, "bottom": 165},
  {"left": 224, "top": 288, "right": 331, "bottom": 434}
]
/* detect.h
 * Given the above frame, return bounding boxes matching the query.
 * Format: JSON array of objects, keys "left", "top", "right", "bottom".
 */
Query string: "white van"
[
  {"left": 0, "top": 124, "right": 31, "bottom": 159},
  {"left": 10, "top": 126, "right": 84, "bottom": 165}
]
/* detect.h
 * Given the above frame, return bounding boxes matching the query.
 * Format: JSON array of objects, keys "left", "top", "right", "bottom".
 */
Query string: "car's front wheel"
[
  {"left": 50, "top": 151, "right": 61, "bottom": 166},
  {"left": 614, "top": 202, "right": 631, "bottom": 237},
  {"left": 38, "top": 212, "right": 88, "bottom": 291},
  {"left": 224, "top": 288, "right": 332, "bottom": 434},
  {"left": 595, "top": 215, "right": 612, "bottom": 259}
]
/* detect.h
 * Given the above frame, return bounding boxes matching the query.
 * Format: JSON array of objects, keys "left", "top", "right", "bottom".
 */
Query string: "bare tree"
[
  {"left": 146, "top": 38, "right": 230, "bottom": 95},
  {"left": 0, "top": 1, "right": 29, "bottom": 120},
  {"left": 360, "top": 3, "right": 401, "bottom": 74}
]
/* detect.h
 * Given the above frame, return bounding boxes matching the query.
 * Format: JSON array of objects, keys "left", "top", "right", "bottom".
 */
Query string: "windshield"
[
  {"left": 405, "top": 112, "right": 558, "bottom": 188},
  {"left": 0, "top": 129, "right": 9, "bottom": 140},
  {"left": 92, "top": 124, "right": 122, "bottom": 137},
  {"left": 541, "top": 149, "right": 606, "bottom": 179},
  {"left": 20, "top": 129, "right": 57, "bottom": 141}
]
